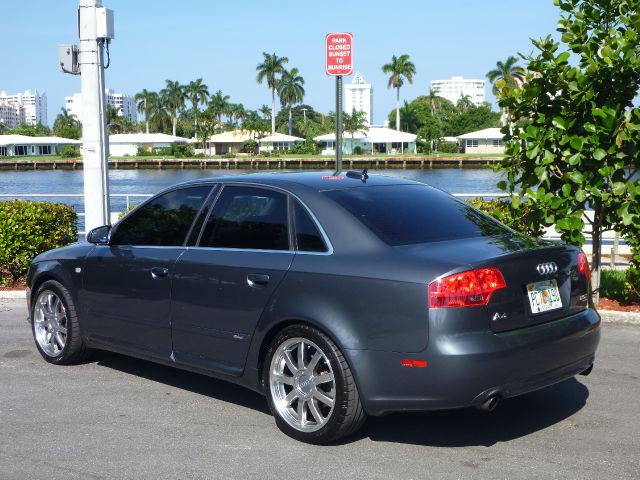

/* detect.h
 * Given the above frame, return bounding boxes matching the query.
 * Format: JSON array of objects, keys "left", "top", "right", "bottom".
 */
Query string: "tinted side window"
[
  {"left": 324, "top": 185, "right": 512, "bottom": 246},
  {"left": 293, "top": 201, "right": 327, "bottom": 252},
  {"left": 111, "top": 186, "right": 211, "bottom": 246},
  {"left": 200, "top": 186, "right": 289, "bottom": 250}
]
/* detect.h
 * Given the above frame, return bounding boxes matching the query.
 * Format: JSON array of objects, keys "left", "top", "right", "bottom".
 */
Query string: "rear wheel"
[
  {"left": 263, "top": 324, "right": 366, "bottom": 444},
  {"left": 32, "top": 280, "right": 90, "bottom": 364}
]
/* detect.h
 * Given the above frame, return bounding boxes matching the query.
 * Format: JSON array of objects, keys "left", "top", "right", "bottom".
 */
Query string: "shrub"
[
  {"left": 624, "top": 268, "right": 640, "bottom": 303},
  {"left": 437, "top": 142, "right": 459, "bottom": 154},
  {"left": 467, "top": 198, "right": 545, "bottom": 237},
  {"left": 260, "top": 151, "right": 271, "bottom": 157},
  {"left": 353, "top": 146, "right": 362, "bottom": 155},
  {"left": 243, "top": 140, "right": 258, "bottom": 154},
  {"left": 223, "top": 151, "right": 236, "bottom": 159},
  {"left": 0, "top": 201, "right": 77, "bottom": 287},
  {"left": 60, "top": 145, "right": 80, "bottom": 158},
  {"left": 172, "top": 143, "right": 194, "bottom": 158},
  {"left": 599, "top": 269, "right": 626, "bottom": 300}
]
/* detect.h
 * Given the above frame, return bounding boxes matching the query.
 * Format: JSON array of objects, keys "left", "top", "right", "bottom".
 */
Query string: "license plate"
[{"left": 527, "top": 279, "right": 562, "bottom": 314}]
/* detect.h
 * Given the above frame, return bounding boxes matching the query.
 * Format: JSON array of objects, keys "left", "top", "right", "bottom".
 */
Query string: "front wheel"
[
  {"left": 263, "top": 324, "right": 366, "bottom": 444},
  {"left": 32, "top": 280, "right": 90, "bottom": 365}
]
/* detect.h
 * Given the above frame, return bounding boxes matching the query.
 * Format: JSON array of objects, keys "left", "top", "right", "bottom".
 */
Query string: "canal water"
[{"left": 0, "top": 168, "right": 504, "bottom": 230}]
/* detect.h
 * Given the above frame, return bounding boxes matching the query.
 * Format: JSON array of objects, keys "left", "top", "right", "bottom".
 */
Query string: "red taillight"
[
  {"left": 428, "top": 268, "right": 506, "bottom": 308},
  {"left": 577, "top": 252, "right": 590, "bottom": 283}
]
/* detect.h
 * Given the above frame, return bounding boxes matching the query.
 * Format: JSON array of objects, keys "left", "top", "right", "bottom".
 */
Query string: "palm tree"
[
  {"left": 486, "top": 56, "right": 525, "bottom": 95},
  {"left": 343, "top": 110, "right": 368, "bottom": 154},
  {"left": 382, "top": 54, "right": 416, "bottom": 131},
  {"left": 52, "top": 108, "right": 82, "bottom": 139},
  {"left": 197, "top": 109, "right": 217, "bottom": 155},
  {"left": 147, "top": 91, "right": 170, "bottom": 134},
  {"left": 278, "top": 68, "right": 305, "bottom": 136},
  {"left": 256, "top": 52, "right": 289, "bottom": 133},
  {"left": 160, "top": 80, "right": 186, "bottom": 136},
  {"left": 259, "top": 104, "right": 272, "bottom": 120},
  {"left": 228, "top": 103, "right": 246, "bottom": 128},
  {"left": 426, "top": 89, "right": 443, "bottom": 116},
  {"left": 186, "top": 78, "right": 210, "bottom": 131},
  {"left": 456, "top": 94, "right": 474, "bottom": 113},
  {"left": 106, "top": 104, "right": 125, "bottom": 133},
  {"left": 208, "top": 90, "right": 230, "bottom": 126},
  {"left": 134, "top": 89, "right": 153, "bottom": 134}
]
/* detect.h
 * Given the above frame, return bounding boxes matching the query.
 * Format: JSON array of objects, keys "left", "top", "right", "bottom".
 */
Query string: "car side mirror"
[{"left": 87, "top": 225, "right": 111, "bottom": 244}]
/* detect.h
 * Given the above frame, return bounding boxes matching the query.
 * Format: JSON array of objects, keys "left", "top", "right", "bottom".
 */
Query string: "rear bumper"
[{"left": 347, "top": 308, "right": 600, "bottom": 416}]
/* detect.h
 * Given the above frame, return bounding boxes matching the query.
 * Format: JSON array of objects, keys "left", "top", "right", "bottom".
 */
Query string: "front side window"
[
  {"left": 111, "top": 186, "right": 211, "bottom": 246},
  {"left": 200, "top": 186, "right": 289, "bottom": 251}
]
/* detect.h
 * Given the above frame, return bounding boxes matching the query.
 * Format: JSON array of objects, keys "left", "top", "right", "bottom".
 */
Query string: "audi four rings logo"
[{"left": 536, "top": 262, "right": 558, "bottom": 275}]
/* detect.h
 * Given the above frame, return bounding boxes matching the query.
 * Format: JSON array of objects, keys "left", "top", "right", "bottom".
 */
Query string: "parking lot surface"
[{"left": 1, "top": 299, "right": 639, "bottom": 480}]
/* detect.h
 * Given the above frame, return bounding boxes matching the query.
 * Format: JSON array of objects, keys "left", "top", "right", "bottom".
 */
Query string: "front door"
[
  {"left": 170, "top": 185, "right": 294, "bottom": 373},
  {"left": 81, "top": 185, "right": 213, "bottom": 357}
]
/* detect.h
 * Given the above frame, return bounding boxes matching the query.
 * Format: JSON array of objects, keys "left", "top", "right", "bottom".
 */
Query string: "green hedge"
[
  {"left": 0, "top": 200, "right": 77, "bottom": 287},
  {"left": 467, "top": 198, "right": 546, "bottom": 237}
]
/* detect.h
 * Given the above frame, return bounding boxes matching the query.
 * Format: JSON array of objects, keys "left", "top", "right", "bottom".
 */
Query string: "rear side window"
[
  {"left": 293, "top": 201, "right": 327, "bottom": 252},
  {"left": 324, "top": 185, "right": 511, "bottom": 246},
  {"left": 200, "top": 186, "right": 289, "bottom": 250},
  {"left": 111, "top": 186, "right": 211, "bottom": 246}
]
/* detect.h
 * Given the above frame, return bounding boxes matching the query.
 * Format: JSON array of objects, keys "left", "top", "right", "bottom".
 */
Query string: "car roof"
[{"left": 175, "top": 171, "right": 421, "bottom": 192}]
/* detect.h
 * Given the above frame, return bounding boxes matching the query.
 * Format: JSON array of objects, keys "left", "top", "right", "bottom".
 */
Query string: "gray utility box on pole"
[{"left": 59, "top": 45, "right": 80, "bottom": 75}]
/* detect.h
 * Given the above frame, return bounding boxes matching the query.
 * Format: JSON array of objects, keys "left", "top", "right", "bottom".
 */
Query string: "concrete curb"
[{"left": 1, "top": 290, "right": 639, "bottom": 324}]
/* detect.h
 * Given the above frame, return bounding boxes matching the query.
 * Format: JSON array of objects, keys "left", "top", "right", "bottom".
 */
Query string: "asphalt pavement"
[{"left": 1, "top": 298, "right": 639, "bottom": 480}]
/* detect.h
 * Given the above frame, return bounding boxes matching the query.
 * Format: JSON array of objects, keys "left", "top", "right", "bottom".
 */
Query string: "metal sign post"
[{"left": 326, "top": 32, "right": 353, "bottom": 174}]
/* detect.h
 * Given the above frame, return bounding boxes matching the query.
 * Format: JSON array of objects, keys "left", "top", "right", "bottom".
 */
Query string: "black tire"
[
  {"left": 31, "top": 280, "right": 90, "bottom": 365},
  {"left": 263, "top": 324, "right": 367, "bottom": 444}
]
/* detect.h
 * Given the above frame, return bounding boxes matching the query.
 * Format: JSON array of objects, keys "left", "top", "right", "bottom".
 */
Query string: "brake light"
[
  {"left": 577, "top": 252, "right": 590, "bottom": 283},
  {"left": 428, "top": 268, "right": 506, "bottom": 308}
]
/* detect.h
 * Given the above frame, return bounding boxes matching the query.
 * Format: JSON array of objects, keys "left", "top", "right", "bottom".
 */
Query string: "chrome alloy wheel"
[
  {"left": 33, "top": 290, "right": 68, "bottom": 357},
  {"left": 269, "top": 337, "right": 336, "bottom": 432}
]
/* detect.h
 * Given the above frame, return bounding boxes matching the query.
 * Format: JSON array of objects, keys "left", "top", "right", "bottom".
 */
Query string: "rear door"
[
  {"left": 81, "top": 185, "right": 212, "bottom": 356},
  {"left": 170, "top": 185, "right": 294, "bottom": 373}
]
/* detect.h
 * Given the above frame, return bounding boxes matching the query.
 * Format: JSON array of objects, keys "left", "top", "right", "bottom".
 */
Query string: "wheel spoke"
[
  {"left": 313, "top": 390, "right": 334, "bottom": 407},
  {"left": 272, "top": 373, "right": 293, "bottom": 386},
  {"left": 308, "top": 351, "right": 322, "bottom": 372},
  {"left": 283, "top": 350, "right": 298, "bottom": 374},
  {"left": 297, "top": 398, "right": 306, "bottom": 424},
  {"left": 57, "top": 324, "right": 67, "bottom": 335},
  {"left": 308, "top": 398, "right": 324, "bottom": 424},
  {"left": 314, "top": 372, "right": 334, "bottom": 386},
  {"left": 55, "top": 332, "right": 65, "bottom": 349},
  {"left": 46, "top": 294, "right": 55, "bottom": 316},
  {"left": 297, "top": 341, "right": 305, "bottom": 369},
  {"left": 284, "top": 389, "right": 298, "bottom": 407}
]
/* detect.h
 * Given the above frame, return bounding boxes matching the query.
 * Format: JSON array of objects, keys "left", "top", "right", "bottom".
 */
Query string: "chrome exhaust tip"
[{"left": 477, "top": 395, "right": 499, "bottom": 412}]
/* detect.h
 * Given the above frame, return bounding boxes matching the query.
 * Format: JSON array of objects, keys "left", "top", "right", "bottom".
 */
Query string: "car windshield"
[{"left": 324, "top": 184, "right": 512, "bottom": 246}]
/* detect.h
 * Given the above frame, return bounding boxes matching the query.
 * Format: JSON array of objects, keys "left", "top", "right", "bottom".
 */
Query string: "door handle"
[
  {"left": 150, "top": 267, "right": 169, "bottom": 279},
  {"left": 247, "top": 273, "right": 270, "bottom": 287}
]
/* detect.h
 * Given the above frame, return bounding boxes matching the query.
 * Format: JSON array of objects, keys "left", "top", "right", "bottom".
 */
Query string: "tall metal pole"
[
  {"left": 79, "top": 0, "right": 110, "bottom": 231},
  {"left": 335, "top": 75, "right": 343, "bottom": 173}
]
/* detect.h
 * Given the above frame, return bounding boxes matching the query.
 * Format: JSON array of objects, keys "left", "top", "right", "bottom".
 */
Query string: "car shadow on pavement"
[
  {"left": 355, "top": 378, "right": 589, "bottom": 447},
  {"left": 92, "top": 350, "right": 270, "bottom": 415}
]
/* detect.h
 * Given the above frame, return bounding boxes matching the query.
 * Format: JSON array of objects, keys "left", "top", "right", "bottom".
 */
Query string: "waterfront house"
[
  {"left": 0, "top": 134, "right": 80, "bottom": 157},
  {"left": 457, "top": 128, "right": 504, "bottom": 154},
  {"left": 108, "top": 133, "right": 189, "bottom": 156},
  {"left": 201, "top": 130, "right": 252, "bottom": 155},
  {"left": 314, "top": 127, "right": 417, "bottom": 155},
  {"left": 259, "top": 133, "right": 304, "bottom": 153}
]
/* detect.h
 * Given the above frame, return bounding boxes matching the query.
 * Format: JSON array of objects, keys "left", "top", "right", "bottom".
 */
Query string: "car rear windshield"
[{"left": 324, "top": 185, "right": 512, "bottom": 246}]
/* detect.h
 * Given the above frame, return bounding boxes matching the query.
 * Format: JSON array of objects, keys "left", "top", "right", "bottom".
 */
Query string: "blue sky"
[{"left": 1, "top": 0, "right": 561, "bottom": 126}]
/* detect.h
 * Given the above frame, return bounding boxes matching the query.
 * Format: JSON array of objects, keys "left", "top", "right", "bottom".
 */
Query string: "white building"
[
  {"left": 66, "top": 89, "right": 137, "bottom": 123},
  {"left": 0, "top": 90, "right": 47, "bottom": 126},
  {"left": 0, "top": 134, "right": 80, "bottom": 157},
  {"left": 430, "top": 76, "right": 485, "bottom": 107},
  {"left": 109, "top": 133, "right": 187, "bottom": 156},
  {"left": 457, "top": 127, "right": 504, "bottom": 154},
  {"left": 314, "top": 127, "right": 417, "bottom": 155},
  {"left": 0, "top": 102, "right": 26, "bottom": 130},
  {"left": 345, "top": 72, "right": 373, "bottom": 125}
]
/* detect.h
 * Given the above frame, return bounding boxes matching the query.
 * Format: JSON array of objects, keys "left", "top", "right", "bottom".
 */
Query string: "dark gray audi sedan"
[{"left": 26, "top": 172, "right": 600, "bottom": 443}]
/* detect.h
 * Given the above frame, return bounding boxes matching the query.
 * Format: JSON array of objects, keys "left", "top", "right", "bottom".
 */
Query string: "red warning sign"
[{"left": 325, "top": 32, "right": 353, "bottom": 76}]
